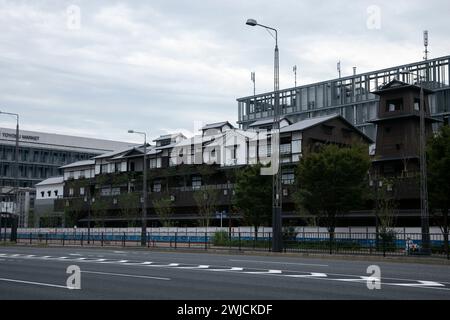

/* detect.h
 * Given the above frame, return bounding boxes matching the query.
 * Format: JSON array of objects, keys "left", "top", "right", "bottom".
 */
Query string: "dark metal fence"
[{"left": 2, "top": 230, "right": 448, "bottom": 259}]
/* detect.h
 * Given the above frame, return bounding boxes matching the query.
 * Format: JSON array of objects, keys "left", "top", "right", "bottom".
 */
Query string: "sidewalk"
[{"left": 5, "top": 241, "right": 450, "bottom": 266}]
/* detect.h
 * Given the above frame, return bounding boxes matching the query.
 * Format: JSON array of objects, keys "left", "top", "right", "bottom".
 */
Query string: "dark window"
[
  {"left": 386, "top": 98, "right": 403, "bottom": 112},
  {"left": 192, "top": 176, "right": 202, "bottom": 190},
  {"left": 153, "top": 181, "right": 161, "bottom": 193},
  {"left": 414, "top": 98, "right": 420, "bottom": 111},
  {"left": 47, "top": 191, "right": 51, "bottom": 197},
  {"left": 41, "top": 191, "right": 45, "bottom": 198}
]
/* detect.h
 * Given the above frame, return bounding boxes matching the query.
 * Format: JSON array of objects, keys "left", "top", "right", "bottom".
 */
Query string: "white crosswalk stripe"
[
  {"left": 244, "top": 269, "right": 282, "bottom": 275},
  {"left": 285, "top": 273, "right": 328, "bottom": 278},
  {"left": 0, "top": 252, "right": 448, "bottom": 291}
]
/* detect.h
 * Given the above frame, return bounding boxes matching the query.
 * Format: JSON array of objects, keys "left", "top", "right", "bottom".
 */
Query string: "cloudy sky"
[{"left": 0, "top": 0, "right": 449, "bottom": 144}]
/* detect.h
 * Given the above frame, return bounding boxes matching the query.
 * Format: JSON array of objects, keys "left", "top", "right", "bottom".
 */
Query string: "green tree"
[
  {"left": 295, "top": 144, "right": 371, "bottom": 240},
  {"left": 194, "top": 188, "right": 219, "bottom": 228},
  {"left": 233, "top": 164, "right": 272, "bottom": 240},
  {"left": 91, "top": 198, "right": 109, "bottom": 227},
  {"left": 118, "top": 192, "right": 140, "bottom": 227},
  {"left": 193, "top": 165, "right": 219, "bottom": 228},
  {"left": 153, "top": 196, "right": 174, "bottom": 227},
  {"left": 427, "top": 125, "right": 450, "bottom": 256},
  {"left": 373, "top": 177, "right": 398, "bottom": 234},
  {"left": 63, "top": 199, "right": 84, "bottom": 227}
]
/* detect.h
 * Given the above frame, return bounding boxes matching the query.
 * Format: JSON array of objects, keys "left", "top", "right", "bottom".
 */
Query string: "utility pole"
[
  {"left": 128, "top": 130, "right": 148, "bottom": 246},
  {"left": 419, "top": 85, "right": 430, "bottom": 254},
  {"left": 0, "top": 111, "right": 19, "bottom": 228}
]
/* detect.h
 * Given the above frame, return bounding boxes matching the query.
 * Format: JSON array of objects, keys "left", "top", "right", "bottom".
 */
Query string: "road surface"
[{"left": 0, "top": 246, "right": 449, "bottom": 300}]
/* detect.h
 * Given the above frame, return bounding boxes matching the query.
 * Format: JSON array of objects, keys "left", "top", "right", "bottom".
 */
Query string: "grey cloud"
[{"left": 0, "top": 0, "right": 449, "bottom": 143}]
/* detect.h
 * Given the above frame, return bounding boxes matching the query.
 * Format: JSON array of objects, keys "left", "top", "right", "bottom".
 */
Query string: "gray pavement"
[{"left": 0, "top": 246, "right": 449, "bottom": 300}]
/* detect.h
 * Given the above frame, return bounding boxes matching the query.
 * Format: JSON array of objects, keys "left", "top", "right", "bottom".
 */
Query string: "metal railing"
[{"left": 3, "top": 229, "right": 448, "bottom": 259}]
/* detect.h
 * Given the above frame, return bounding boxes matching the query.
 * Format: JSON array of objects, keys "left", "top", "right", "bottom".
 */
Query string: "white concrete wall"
[{"left": 36, "top": 183, "right": 64, "bottom": 200}]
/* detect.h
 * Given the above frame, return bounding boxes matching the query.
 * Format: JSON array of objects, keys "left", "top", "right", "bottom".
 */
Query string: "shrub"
[{"left": 212, "top": 231, "right": 229, "bottom": 246}]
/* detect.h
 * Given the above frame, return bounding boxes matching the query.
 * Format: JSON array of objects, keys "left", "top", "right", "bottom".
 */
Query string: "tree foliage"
[
  {"left": 295, "top": 144, "right": 371, "bottom": 234},
  {"left": 91, "top": 198, "right": 109, "bottom": 227},
  {"left": 233, "top": 164, "right": 272, "bottom": 238},
  {"left": 427, "top": 125, "right": 450, "bottom": 255},
  {"left": 153, "top": 196, "right": 174, "bottom": 227},
  {"left": 194, "top": 188, "right": 219, "bottom": 228},
  {"left": 118, "top": 192, "right": 140, "bottom": 227}
]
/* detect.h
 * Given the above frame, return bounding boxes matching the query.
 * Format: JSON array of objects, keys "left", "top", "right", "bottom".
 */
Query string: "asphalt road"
[{"left": 0, "top": 246, "right": 449, "bottom": 300}]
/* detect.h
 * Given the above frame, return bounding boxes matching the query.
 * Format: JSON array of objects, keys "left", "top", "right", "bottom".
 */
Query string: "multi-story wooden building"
[{"left": 54, "top": 117, "right": 371, "bottom": 227}]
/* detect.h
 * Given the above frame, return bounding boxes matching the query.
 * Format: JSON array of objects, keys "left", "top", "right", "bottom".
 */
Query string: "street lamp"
[
  {"left": 128, "top": 129, "right": 148, "bottom": 246},
  {"left": 246, "top": 19, "right": 283, "bottom": 252},
  {"left": 0, "top": 110, "right": 19, "bottom": 227}
]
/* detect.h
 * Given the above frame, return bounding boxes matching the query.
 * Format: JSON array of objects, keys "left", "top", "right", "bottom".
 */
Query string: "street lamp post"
[
  {"left": 84, "top": 177, "right": 92, "bottom": 244},
  {"left": 128, "top": 130, "right": 148, "bottom": 246},
  {"left": 0, "top": 110, "right": 19, "bottom": 227},
  {"left": 246, "top": 19, "right": 283, "bottom": 252}
]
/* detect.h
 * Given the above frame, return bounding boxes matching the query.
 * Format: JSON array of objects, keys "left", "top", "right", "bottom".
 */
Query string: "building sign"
[{"left": 1, "top": 132, "right": 40, "bottom": 141}]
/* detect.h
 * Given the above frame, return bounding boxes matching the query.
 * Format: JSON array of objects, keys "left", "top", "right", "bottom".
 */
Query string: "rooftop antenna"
[
  {"left": 251, "top": 72, "right": 256, "bottom": 96},
  {"left": 293, "top": 65, "right": 297, "bottom": 87},
  {"left": 353, "top": 67, "right": 357, "bottom": 76},
  {"left": 423, "top": 30, "right": 429, "bottom": 61},
  {"left": 337, "top": 61, "right": 341, "bottom": 79}
]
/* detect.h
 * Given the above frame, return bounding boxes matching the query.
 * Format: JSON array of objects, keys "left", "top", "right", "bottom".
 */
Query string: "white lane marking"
[
  {"left": 3, "top": 253, "right": 448, "bottom": 291},
  {"left": 11, "top": 254, "right": 21, "bottom": 257},
  {"left": 141, "top": 262, "right": 152, "bottom": 265},
  {"left": 0, "top": 254, "right": 6, "bottom": 256},
  {"left": 113, "top": 251, "right": 126, "bottom": 254},
  {"left": 0, "top": 277, "right": 69, "bottom": 289},
  {"left": 333, "top": 276, "right": 374, "bottom": 283},
  {"left": 244, "top": 270, "right": 283, "bottom": 275},
  {"left": 230, "top": 259, "right": 329, "bottom": 267},
  {"left": 285, "top": 273, "right": 328, "bottom": 278},
  {"left": 208, "top": 267, "right": 245, "bottom": 272},
  {"left": 58, "top": 257, "right": 69, "bottom": 259},
  {"left": 69, "top": 254, "right": 81, "bottom": 256},
  {"left": 81, "top": 271, "right": 170, "bottom": 281},
  {"left": 146, "top": 264, "right": 181, "bottom": 267},
  {"left": 177, "top": 265, "right": 210, "bottom": 269},
  {"left": 76, "top": 258, "right": 87, "bottom": 260},
  {"left": 390, "top": 280, "right": 445, "bottom": 287}
]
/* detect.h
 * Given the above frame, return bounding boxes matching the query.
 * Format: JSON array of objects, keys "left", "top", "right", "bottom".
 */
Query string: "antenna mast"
[
  {"left": 251, "top": 72, "right": 256, "bottom": 96},
  {"left": 293, "top": 65, "right": 297, "bottom": 87},
  {"left": 423, "top": 30, "right": 429, "bottom": 61}
]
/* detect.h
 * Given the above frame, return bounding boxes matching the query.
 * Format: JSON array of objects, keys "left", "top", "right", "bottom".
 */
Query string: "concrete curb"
[{"left": 6, "top": 242, "right": 450, "bottom": 265}]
